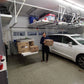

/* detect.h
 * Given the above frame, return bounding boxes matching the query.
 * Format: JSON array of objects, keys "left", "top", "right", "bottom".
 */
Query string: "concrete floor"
[{"left": 8, "top": 51, "right": 84, "bottom": 84}]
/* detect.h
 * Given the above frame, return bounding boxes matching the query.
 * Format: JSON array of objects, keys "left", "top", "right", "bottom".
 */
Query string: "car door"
[
  {"left": 49, "top": 35, "right": 63, "bottom": 54},
  {"left": 60, "top": 36, "right": 78, "bottom": 59}
]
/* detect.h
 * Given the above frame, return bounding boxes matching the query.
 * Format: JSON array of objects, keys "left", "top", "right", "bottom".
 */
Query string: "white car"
[{"left": 48, "top": 34, "right": 84, "bottom": 69}]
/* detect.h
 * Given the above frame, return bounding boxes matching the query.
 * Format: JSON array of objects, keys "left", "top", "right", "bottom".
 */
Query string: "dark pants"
[
  {"left": 42, "top": 45, "right": 49, "bottom": 61},
  {"left": 6, "top": 50, "right": 8, "bottom": 62},
  {"left": 5, "top": 44, "right": 8, "bottom": 62}
]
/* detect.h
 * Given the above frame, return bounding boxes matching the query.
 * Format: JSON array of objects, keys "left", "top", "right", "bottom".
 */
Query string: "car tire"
[{"left": 76, "top": 55, "right": 84, "bottom": 69}]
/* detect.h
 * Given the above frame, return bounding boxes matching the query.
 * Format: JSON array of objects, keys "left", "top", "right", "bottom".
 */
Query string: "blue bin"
[
  {"left": 29, "top": 16, "right": 35, "bottom": 24},
  {"left": 29, "top": 16, "right": 38, "bottom": 24}
]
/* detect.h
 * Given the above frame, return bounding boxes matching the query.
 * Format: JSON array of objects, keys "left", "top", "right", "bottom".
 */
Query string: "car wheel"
[{"left": 76, "top": 55, "right": 84, "bottom": 69}]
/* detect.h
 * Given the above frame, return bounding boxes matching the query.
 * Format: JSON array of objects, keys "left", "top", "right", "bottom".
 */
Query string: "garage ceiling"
[
  {"left": 2, "top": 0, "right": 84, "bottom": 17},
  {"left": 72, "top": 0, "right": 84, "bottom": 6},
  {"left": 13, "top": 0, "right": 84, "bottom": 7}
]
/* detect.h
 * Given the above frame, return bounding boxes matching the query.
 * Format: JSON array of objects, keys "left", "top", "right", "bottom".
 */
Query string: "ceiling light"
[{"left": 56, "top": 0, "right": 84, "bottom": 11}]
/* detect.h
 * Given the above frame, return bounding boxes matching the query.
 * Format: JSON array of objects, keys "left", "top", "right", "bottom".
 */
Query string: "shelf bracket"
[
  {"left": 59, "top": 5, "right": 66, "bottom": 21},
  {"left": 14, "top": 0, "right": 17, "bottom": 23},
  {"left": 16, "top": 0, "right": 26, "bottom": 17},
  {"left": 10, "top": 0, "right": 26, "bottom": 28}
]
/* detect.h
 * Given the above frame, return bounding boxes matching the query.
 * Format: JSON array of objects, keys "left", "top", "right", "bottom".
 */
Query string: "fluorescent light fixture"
[
  {"left": 56, "top": 0, "right": 84, "bottom": 11},
  {"left": 64, "top": 0, "right": 84, "bottom": 8}
]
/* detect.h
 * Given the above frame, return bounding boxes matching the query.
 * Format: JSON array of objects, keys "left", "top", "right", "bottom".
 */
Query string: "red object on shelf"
[
  {"left": 0, "top": 55, "right": 2, "bottom": 60},
  {"left": 36, "top": 28, "right": 39, "bottom": 30},
  {"left": 0, "top": 63, "right": 3, "bottom": 70},
  {"left": 44, "top": 18, "right": 47, "bottom": 20},
  {"left": 39, "top": 13, "right": 56, "bottom": 21},
  {"left": 45, "top": 14, "right": 56, "bottom": 17}
]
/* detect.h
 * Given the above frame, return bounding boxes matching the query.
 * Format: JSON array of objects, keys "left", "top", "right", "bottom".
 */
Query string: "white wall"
[
  {"left": 14, "top": 17, "right": 29, "bottom": 27},
  {"left": 2, "top": 25, "right": 11, "bottom": 43},
  {"left": 2, "top": 25, "right": 11, "bottom": 55}
]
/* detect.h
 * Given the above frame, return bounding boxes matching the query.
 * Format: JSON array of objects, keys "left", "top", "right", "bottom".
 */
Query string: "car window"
[
  {"left": 62, "top": 36, "right": 77, "bottom": 45},
  {"left": 54, "top": 35, "right": 62, "bottom": 43},
  {"left": 48, "top": 35, "right": 62, "bottom": 43},
  {"left": 48, "top": 35, "right": 55, "bottom": 41}
]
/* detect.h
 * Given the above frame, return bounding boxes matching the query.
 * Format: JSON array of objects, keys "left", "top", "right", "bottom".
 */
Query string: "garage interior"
[{"left": 0, "top": 0, "right": 84, "bottom": 84}]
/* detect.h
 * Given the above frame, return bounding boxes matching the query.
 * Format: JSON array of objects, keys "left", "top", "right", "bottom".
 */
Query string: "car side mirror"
[{"left": 68, "top": 42, "right": 72, "bottom": 47}]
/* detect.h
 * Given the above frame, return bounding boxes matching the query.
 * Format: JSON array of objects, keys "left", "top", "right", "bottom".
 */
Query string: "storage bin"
[
  {"left": 29, "top": 16, "right": 38, "bottom": 24},
  {"left": 29, "top": 16, "right": 35, "bottom": 24},
  {"left": 0, "top": 63, "right": 3, "bottom": 70},
  {"left": 40, "top": 14, "right": 56, "bottom": 21},
  {"left": 0, "top": 55, "right": 2, "bottom": 61}
]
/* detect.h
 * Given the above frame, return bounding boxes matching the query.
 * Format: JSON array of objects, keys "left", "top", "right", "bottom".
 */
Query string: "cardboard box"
[
  {"left": 44, "top": 39, "right": 54, "bottom": 46},
  {"left": 18, "top": 49, "right": 29, "bottom": 54},
  {"left": 18, "top": 49, "right": 29, "bottom": 53},
  {"left": 30, "top": 46, "right": 39, "bottom": 52},
  {"left": 17, "top": 41, "right": 38, "bottom": 53},
  {"left": 29, "top": 41, "right": 34, "bottom": 47},
  {"left": 17, "top": 42, "right": 29, "bottom": 53}
]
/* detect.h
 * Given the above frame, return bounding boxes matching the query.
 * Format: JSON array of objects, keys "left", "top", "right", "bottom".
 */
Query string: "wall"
[
  {"left": 2, "top": 16, "right": 30, "bottom": 43},
  {"left": 2, "top": 25, "right": 11, "bottom": 43}
]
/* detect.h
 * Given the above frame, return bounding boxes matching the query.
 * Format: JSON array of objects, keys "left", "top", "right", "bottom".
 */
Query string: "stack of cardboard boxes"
[
  {"left": 17, "top": 39, "right": 53, "bottom": 54},
  {"left": 17, "top": 40, "right": 39, "bottom": 54}
]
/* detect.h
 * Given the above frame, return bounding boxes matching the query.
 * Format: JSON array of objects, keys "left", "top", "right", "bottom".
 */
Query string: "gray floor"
[{"left": 8, "top": 51, "right": 84, "bottom": 84}]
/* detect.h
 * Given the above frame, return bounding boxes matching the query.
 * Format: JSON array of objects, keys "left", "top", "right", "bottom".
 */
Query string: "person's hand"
[{"left": 44, "top": 40, "right": 46, "bottom": 44}]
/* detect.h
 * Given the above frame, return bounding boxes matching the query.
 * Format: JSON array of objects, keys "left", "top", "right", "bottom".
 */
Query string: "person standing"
[
  {"left": 40, "top": 32, "right": 49, "bottom": 62},
  {"left": 4, "top": 42, "right": 8, "bottom": 62}
]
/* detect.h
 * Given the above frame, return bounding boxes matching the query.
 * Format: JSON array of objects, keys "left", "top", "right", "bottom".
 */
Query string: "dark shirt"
[
  {"left": 5, "top": 44, "right": 8, "bottom": 50},
  {"left": 40, "top": 36, "right": 49, "bottom": 45}
]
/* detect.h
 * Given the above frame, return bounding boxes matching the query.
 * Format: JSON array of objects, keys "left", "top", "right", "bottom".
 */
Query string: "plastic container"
[
  {"left": 40, "top": 14, "right": 56, "bottom": 21},
  {"left": 0, "top": 63, "right": 3, "bottom": 70},
  {"left": 46, "top": 14, "right": 56, "bottom": 21},
  {"left": 29, "top": 16, "right": 35, "bottom": 24},
  {"left": 0, "top": 55, "right": 2, "bottom": 61}
]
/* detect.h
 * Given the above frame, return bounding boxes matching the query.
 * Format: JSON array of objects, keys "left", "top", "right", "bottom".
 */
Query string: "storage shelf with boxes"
[{"left": 17, "top": 39, "right": 39, "bottom": 56}]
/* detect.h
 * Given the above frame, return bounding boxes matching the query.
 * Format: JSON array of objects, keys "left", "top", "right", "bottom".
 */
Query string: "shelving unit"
[
  {"left": 4, "top": 0, "right": 84, "bottom": 29},
  {"left": 28, "top": 21, "right": 82, "bottom": 29},
  {"left": 3, "top": 1, "right": 81, "bottom": 28},
  {"left": 29, "top": 20, "right": 55, "bottom": 28},
  {"left": 22, "top": 51, "right": 38, "bottom": 56}
]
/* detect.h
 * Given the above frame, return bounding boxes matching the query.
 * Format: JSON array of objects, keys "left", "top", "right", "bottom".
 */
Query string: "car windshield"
[{"left": 71, "top": 36, "right": 84, "bottom": 45}]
